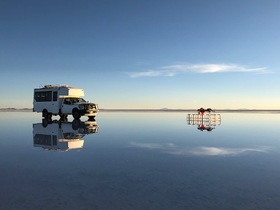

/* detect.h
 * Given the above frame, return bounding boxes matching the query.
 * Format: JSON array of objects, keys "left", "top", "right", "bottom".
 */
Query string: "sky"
[{"left": 1, "top": 0, "right": 280, "bottom": 109}]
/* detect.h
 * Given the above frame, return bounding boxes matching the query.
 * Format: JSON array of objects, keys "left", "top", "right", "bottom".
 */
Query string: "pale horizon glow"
[{"left": 129, "top": 142, "right": 271, "bottom": 156}]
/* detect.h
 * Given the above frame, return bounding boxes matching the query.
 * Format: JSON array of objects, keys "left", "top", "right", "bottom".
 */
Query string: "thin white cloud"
[
  {"left": 129, "top": 142, "right": 175, "bottom": 150},
  {"left": 180, "top": 146, "right": 270, "bottom": 156},
  {"left": 128, "top": 63, "right": 268, "bottom": 78},
  {"left": 129, "top": 142, "right": 271, "bottom": 156}
]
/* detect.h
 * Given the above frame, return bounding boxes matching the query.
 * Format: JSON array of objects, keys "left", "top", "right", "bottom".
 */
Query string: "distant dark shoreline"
[
  {"left": 1, "top": 108, "right": 280, "bottom": 113},
  {"left": 0, "top": 108, "right": 32, "bottom": 112}
]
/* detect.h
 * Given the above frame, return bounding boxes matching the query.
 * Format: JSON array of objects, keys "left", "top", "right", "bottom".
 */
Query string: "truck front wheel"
[{"left": 72, "top": 109, "right": 81, "bottom": 119}]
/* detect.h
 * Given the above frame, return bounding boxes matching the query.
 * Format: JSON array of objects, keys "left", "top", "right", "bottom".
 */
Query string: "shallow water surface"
[{"left": 1, "top": 111, "right": 280, "bottom": 209}]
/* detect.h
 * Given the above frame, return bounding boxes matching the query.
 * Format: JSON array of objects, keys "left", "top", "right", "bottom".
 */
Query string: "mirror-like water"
[{"left": 1, "top": 111, "right": 280, "bottom": 209}]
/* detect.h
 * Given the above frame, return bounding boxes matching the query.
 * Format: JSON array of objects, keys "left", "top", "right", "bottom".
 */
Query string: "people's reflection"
[
  {"left": 187, "top": 113, "right": 221, "bottom": 132},
  {"left": 33, "top": 119, "right": 98, "bottom": 151}
]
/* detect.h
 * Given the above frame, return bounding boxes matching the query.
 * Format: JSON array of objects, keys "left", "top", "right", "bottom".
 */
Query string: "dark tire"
[
  {"left": 72, "top": 109, "right": 81, "bottom": 119},
  {"left": 42, "top": 118, "right": 50, "bottom": 127},
  {"left": 42, "top": 109, "right": 48, "bottom": 118},
  {"left": 72, "top": 119, "right": 81, "bottom": 130},
  {"left": 42, "top": 109, "right": 52, "bottom": 119}
]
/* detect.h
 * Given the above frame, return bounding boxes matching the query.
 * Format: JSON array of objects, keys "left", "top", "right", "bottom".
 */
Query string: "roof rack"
[{"left": 43, "top": 85, "right": 70, "bottom": 89}]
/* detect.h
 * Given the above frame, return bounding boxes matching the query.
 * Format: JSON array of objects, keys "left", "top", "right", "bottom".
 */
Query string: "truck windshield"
[{"left": 64, "top": 98, "right": 86, "bottom": 104}]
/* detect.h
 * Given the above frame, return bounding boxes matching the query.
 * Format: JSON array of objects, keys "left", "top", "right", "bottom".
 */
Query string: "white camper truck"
[{"left": 33, "top": 85, "right": 99, "bottom": 119}]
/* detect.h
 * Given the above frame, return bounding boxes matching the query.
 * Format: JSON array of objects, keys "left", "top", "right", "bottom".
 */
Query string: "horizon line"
[{"left": 1, "top": 107, "right": 280, "bottom": 113}]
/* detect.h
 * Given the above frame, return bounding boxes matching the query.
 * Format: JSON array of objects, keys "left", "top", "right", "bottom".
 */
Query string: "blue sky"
[{"left": 1, "top": 0, "right": 280, "bottom": 109}]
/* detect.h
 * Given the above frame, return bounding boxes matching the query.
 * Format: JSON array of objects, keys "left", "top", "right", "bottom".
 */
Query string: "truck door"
[
  {"left": 49, "top": 91, "right": 59, "bottom": 113},
  {"left": 61, "top": 98, "right": 73, "bottom": 114},
  {"left": 47, "top": 91, "right": 59, "bottom": 113}
]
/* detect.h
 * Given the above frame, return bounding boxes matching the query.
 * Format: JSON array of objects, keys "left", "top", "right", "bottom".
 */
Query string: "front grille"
[{"left": 85, "top": 104, "right": 97, "bottom": 110}]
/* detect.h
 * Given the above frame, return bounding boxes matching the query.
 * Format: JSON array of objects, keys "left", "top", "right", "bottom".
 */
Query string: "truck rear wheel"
[
  {"left": 72, "top": 109, "right": 81, "bottom": 119},
  {"left": 42, "top": 109, "right": 52, "bottom": 119}
]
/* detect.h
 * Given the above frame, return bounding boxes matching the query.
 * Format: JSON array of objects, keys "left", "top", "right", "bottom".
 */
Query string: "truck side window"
[
  {"left": 64, "top": 98, "right": 70, "bottom": 104},
  {"left": 53, "top": 91, "right": 57, "bottom": 101}
]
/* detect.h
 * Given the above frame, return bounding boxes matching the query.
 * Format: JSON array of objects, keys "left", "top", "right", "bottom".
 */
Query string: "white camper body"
[{"left": 33, "top": 85, "right": 98, "bottom": 119}]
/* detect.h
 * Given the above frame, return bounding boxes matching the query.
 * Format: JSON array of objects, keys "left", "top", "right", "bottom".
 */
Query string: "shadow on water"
[
  {"left": 32, "top": 118, "right": 98, "bottom": 151},
  {"left": 187, "top": 112, "right": 221, "bottom": 131}
]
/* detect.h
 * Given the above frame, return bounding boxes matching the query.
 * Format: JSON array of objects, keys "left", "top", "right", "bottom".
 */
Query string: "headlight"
[{"left": 79, "top": 104, "right": 85, "bottom": 110}]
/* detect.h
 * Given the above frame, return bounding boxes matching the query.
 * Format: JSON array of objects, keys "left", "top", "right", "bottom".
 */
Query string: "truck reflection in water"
[
  {"left": 33, "top": 119, "right": 98, "bottom": 151},
  {"left": 187, "top": 113, "right": 221, "bottom": 131}
]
